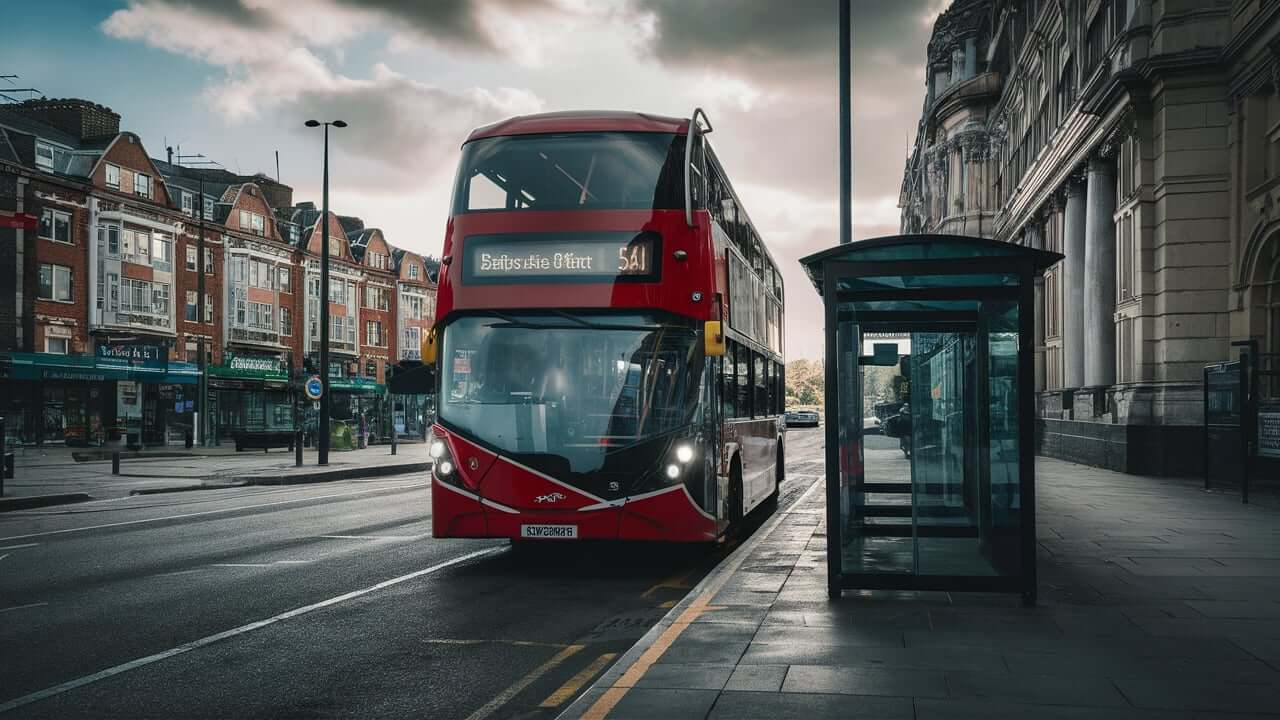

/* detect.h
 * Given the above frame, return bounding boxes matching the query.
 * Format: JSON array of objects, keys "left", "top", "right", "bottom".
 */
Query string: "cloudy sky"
[{"left": 7, "top": 0, "right": 948, "bottom": 359}]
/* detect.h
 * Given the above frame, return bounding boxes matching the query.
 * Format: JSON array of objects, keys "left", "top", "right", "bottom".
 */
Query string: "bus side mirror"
[
  {"left": 704, "top": 320, "right": 725, "bottom": 356},
  {"left": 421, "top": 327, "right": 438, "bottom": 365}
]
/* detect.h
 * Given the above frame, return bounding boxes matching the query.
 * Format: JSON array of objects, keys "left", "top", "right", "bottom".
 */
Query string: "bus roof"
[{"left": 466, "top": 111, "right": 690, "bottom": 143}]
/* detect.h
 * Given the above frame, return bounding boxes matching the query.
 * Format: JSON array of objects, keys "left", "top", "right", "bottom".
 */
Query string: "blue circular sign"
[{"left": 304, "top": 375, "right": 324, "bottom": 400}]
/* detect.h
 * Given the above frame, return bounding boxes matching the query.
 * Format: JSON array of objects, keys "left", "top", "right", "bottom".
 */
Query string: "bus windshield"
[
  {"left": 451, "top": 132, "right": 685, "bottom": 215},
  {"left": 438, "top": 312, "right": 701, "bottom": 473}
]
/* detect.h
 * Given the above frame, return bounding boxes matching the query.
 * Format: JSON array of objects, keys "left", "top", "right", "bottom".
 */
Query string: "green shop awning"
[
  {"left": 6, "top": 353, "right": 200, "bottom": 385},
  {"left": 329, "top": 378, "right": 385, "bottom": 393}
]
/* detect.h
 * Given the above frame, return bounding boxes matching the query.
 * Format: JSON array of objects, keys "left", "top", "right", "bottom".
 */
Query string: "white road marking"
[
  {"left": 211, "top": 563, "right": 272, "bottom": 568},
  {"left": 0, "top": 602, "right": 48, "bottom": 614},
  {"left": 318, "top": 534, "right": 424, "bottom": 541},
  {"left": 0, "top": 546, "right": 503, "bottom": 714},
  {"left": 0, "top": 543, "right": 39, "bottom": 551},
  {"left": 273, "top": 560, "right": 310, "bottom": 564},
  {"left": 0, "top": 483, "right": 428, "bottom": 543}
]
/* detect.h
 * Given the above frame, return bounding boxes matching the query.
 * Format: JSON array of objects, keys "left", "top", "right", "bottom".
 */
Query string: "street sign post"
[{"left": 304, "top": 375, "right": 324, "bottom": 401}]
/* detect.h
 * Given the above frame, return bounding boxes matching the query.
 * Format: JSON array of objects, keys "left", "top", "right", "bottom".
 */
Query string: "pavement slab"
[{"left": 559, "top": 455, "right": 1280, "bottom": 719}]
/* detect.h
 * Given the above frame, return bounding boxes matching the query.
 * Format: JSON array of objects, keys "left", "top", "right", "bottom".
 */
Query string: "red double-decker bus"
[{"left": 425, "top": 110, "right": 785, "bottom": 542}]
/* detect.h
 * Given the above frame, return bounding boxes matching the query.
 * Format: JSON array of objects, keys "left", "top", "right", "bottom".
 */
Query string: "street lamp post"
[{"left": 305, "top": 119, "right": 346, "bottom": 466}]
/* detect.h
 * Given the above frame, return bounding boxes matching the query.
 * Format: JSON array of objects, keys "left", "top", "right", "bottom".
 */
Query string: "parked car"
[{"left": 784, "top": 409, "right": 820, "bottom": 428}]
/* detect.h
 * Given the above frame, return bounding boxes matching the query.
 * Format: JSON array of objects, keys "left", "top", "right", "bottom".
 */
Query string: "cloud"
[
  {"left": 102, "top": 0, "right": 546, "bottom": 187},
  {"left": 629, "top": 0, "right": 946, "bottom": 90}
]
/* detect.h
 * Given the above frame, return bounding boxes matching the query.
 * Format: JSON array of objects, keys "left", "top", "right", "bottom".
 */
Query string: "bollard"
[
  {"left": 391, "top": 425, "right": 397, "bottom": 456},
  {"left": 295, "top": 430, "right": 303, "bottom": 467},
  {"left": 112, "top": 451, "right": 120, "bottom": 475}
]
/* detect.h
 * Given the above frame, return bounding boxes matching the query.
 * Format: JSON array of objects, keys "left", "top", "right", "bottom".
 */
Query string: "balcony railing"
[
  {"left": 229, "top": 326, "right": 281, "bottom": 345},
  {"left": 102, "top": 310, "right": 173, "bottom": 332}
]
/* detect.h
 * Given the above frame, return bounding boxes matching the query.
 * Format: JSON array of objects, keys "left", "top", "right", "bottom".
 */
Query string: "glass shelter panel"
[{"left": 835, "top": 299, "right": 1023, "bottom": 581}]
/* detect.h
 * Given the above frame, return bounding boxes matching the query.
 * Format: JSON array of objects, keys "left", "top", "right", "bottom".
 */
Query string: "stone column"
[
  {"left": 1083, "top": 157, "right": 1117, "bottom": 388},
  {"left": 1062, "top": 177, "right": 1087, "bottom": 389},
  {"left": 1030, "top": 220, "right": 1047, "bottom": 391}
]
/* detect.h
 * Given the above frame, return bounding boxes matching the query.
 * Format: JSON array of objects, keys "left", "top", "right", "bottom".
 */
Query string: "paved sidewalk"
[
  {"left": 562, "top": 458, "right": 1280, "bottom": 719},
  {"left": 1, "top": 441, "right": 430, "bottom": 503}
]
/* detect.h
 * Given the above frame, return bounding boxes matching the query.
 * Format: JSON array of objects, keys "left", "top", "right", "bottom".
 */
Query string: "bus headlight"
[
  {"left": 665, "top": 463, "right": 681, "bottom": 480},
  {"left": 674, "top": 444, "right": 694, "bottom": 464},
  {"left": 429, "top": 439, "right": 447, "bottom": 459},
  {"left": 438, "top": 460, "right": 455, "bottom": 476}
]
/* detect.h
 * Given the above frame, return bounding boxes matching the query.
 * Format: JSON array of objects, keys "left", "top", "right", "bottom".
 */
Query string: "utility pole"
[
  {"left": 175, "top": 152, "right": 220, "bottom": 446},
  {"left": 305, "top": 119, "right": 346, "bottom": 466},
  {"left": 839, "top": 0, "right": 852, "bottom": 246}
]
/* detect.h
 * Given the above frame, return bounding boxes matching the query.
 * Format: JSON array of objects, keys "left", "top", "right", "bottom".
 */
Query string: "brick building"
[
  {"left": 0, "top": 99, "right": 204, "bottom": 446},
  {"left": 1, "top": 97, "right": 440, "bottom": 448}
]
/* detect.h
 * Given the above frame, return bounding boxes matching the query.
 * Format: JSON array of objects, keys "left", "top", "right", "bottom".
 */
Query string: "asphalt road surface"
[{"left": 0, "top": 429, "right": 824, "bottom": 719}]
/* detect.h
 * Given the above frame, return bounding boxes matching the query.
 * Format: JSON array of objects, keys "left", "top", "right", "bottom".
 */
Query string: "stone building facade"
[{"left": 900, "top": 0, "right": 1280, "bottom": 475}]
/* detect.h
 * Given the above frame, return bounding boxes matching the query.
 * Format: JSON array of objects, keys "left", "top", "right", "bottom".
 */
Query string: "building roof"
[
  {"left": 466, "top": 110, "right": 690, "bottom": 143},
  {"left": 0, "top": 107, "right": 82, "bottom": 149},
  {"left": 800, "top": 233, "right": 1063, "bottom": 297}
]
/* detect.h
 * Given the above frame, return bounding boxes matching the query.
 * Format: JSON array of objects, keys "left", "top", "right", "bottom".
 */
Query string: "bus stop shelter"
[{"left": 800, "top": 234, "right": 1062, "bottom": 605}]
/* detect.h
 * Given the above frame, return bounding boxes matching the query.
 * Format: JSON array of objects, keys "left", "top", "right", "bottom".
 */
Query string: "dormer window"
[
  {"left": 105, "top": 163, "right": 120, "bottom": 189},
  {"left": 35, "top": 142, "right": 54, "bottom": 170},
  {"left": 409, "top": 263, "right": 419, "bottom": 279},
  {"left": 239, "top": 210, "right": 266, "bottom": 236},
  {"left": 181, "top": 192, "right": 194, "bottom": 217},
  {"left": 134, "top": 173, "right": 151, "bottom": 199}
]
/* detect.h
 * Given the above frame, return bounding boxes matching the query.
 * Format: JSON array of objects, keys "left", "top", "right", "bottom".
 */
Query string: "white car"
[{"left": 784, "top": 410, "right": 820, "bottom": 428}]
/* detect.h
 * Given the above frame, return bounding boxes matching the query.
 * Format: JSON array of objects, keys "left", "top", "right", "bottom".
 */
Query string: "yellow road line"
[
  {"left": 580, "top": 476, "right": 823, "bottom": 720},
  {"left": 640, "top": 570, "right": 693, "bottom": 598},
  {"left": 539, "top": 652, "right": 618, "bottom": 708},
  {"left": 421, "top": 638, "right": 571, "bottom": 649},
  {"left": 463, "top": 643, "right": 584, "bottom": 720}
]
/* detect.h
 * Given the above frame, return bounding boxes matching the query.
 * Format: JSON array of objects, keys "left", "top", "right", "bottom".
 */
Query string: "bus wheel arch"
[{"left": 728, "top": 454, "right": 744, "bottom": 524}]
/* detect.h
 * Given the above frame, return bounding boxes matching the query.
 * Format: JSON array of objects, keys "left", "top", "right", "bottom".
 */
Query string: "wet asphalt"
[{"left": 0, "top": 428, "right": 824, "bottom": 719}]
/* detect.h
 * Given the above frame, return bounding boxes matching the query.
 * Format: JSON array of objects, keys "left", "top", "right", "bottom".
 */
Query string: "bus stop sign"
[{"left": 304, "top": 375, "right": 323, "bottom": 401}]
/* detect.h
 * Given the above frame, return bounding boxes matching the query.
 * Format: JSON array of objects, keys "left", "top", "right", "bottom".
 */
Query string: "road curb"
[
  {"left": 556, "top": 475, "right": 823, "bottom": 720},
  {"left": 238, "top": 461, "right": 431, "bottom": 486},
  {"left": 129, "top": 482, "right": 249, "bottom": 496},
  {"left": 0, "top": 492, "right": 93, "bottom": 513}
]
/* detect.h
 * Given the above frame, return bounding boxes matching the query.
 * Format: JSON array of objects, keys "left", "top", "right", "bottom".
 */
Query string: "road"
[{"left": 0, "top": 428, "right": 824, "bottom": 719}]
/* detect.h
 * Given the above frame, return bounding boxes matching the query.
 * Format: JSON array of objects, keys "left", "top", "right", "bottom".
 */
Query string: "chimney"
[{"left": 13, "top": 98, "right": 122, "bottom": 141}]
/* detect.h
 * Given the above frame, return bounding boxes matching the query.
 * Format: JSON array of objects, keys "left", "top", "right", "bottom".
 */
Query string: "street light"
[{"left": 304, "top": 119, "right": 346, "bottom": 465}]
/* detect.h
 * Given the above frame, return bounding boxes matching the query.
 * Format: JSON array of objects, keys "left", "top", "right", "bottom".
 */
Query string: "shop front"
[
  {"left": 3, "top": 350, "right": 199, "bottom": 447},
  {"left": 207, "top": 353, "right": 293, "bottom": 445},
  {"left": 330, "top": 377, "right": 386, "bottom": 444}
]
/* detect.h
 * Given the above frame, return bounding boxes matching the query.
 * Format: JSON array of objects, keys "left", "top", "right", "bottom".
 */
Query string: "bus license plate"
[{"left": 521, "top": 524, "right": 578, "bottom": 539}]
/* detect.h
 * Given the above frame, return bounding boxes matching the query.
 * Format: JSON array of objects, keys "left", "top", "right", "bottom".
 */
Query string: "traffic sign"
[{"left": 304, "top": 375, "right": 324, "bottom": 400}]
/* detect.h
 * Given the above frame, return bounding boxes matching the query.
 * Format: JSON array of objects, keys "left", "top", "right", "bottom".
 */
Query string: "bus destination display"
[{"left": 465, "top": 233, "right": 657, "bottom": 282}]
